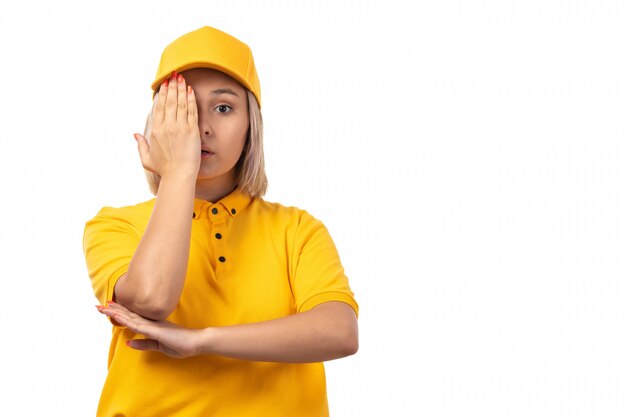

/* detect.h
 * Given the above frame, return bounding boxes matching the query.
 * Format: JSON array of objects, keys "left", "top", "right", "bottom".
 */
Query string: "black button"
[
  {"left": 212, "top": 208, "right": 218, "bottom": 214},
  {"left": 192, "top": 212, "right": 196, "bottom": 218},
  {"left": 218, "top": 256, "right": 226, "bottom": 263},
  {"left": 215, "top": 233, "right": 222, "bottom": 239},
  {"left": 231, "top": 208, "right": 236, "bottom": 214}
]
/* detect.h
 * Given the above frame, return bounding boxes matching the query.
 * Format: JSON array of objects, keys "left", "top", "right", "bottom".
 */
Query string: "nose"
[{"left": 197, "top": 110, "right": 212, "bottom": 138}]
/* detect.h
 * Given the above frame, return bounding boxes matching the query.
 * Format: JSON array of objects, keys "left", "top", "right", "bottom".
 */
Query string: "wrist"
[
  {"left": 196, "top": 327, "right": 218, "bottom": 356},
  {"left": 159, "top": 168, "right": 198, "bottom": 183},
  {"left": 156, "top": 170, "right": 198, "bottom": 198}
]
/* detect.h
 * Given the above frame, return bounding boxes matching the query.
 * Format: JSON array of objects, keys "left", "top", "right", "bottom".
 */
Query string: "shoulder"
[
  {"left": 247, "top": 198, "right": 328, "bottom": 243},
  {"left": 249, "top": 197, "right": 323, "bottom": 227},
  {"left": 85, "top": 198, "right": 156, "bottom": 231}
]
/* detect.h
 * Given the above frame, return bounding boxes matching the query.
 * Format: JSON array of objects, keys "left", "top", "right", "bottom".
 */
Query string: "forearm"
[
  {"left": 116, "top": 172, "right": 196, "bottom": 318},
  {"left": 199, "top": 302, "right": 359, "bottom": 363}
]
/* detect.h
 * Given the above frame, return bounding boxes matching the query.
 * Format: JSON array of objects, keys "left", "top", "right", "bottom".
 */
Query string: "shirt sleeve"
[
  {"left": 290, "top": 211, "right": 359, "bottom": 318},
  {"left": 82, "top": 207, "right": 141, "bottom": 307}
]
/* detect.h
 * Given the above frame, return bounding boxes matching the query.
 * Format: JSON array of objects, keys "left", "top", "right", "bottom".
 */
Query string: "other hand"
[{"left": 97, "top": 301, "right": 205, "bottom": 359}]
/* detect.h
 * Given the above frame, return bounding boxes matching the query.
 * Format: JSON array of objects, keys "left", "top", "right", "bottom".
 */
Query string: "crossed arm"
[
  {"left": 102, "top": 173, "right": 358, "bottom": 363},
  {"left": 97, "top": 300, "right": 358, "bottom": 363}
]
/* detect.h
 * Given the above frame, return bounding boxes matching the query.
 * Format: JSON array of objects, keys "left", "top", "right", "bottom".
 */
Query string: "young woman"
[{"left": 83, "top": 26, "right": 359, "bottom": 416}]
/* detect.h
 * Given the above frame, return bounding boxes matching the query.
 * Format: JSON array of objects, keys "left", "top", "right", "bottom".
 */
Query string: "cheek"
[
  {"left": 212, "top": 113, "right": 249, "bottom": 152},
  {"left": 230, "top": 116, "right": 249, "bottom": 148}
]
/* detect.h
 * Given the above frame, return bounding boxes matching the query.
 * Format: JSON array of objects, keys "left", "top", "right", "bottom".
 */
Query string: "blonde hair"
[{"left": 142, "top": 89, "right": 268, "bottom": 199}]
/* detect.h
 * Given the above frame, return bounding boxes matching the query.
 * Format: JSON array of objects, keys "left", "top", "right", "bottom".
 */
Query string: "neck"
[{"left": 194, "top": 175, "right": 237, "bottom": 203}]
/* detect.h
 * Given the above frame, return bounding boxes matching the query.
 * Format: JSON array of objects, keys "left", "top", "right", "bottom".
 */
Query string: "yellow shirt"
[{"left": 83, "top": 188, "right": 359, "bottom": 417}]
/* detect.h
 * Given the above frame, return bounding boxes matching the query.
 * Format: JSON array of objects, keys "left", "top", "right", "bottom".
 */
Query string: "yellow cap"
[{"left": 151, "top": 26, "right": 261, "bottom": 108}]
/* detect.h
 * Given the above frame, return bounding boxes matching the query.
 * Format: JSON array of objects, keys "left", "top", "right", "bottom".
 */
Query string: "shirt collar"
[{"left": 192, "top": 187, "right": 252, "bottom": 220}]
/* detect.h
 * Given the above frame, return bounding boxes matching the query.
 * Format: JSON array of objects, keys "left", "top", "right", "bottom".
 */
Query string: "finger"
[
  {"left": 106, "top": 309, "right": 153, "bottom": 334},
  {"left": 155, "top": 79, "right": 168, "bottom": 125},
  {"left": 105, "top": 300, "right": 132, "bottom": 314},
  {"left": 98, "top": 305, "right": 135, "bottom": 324},
  {"left": 96, "top": 307, "right": 126, "bottom": 327},
  {"left": 165, "top": 72, "right": 178, "bottom": 126},
  {"left": 98, "top": 308, "right": 129, "bottom": 326},
  {"left": 176, "top": 74, "right": 187, "bottom": 122},
  {"left": 127, "top": 338, "right": 160, "bottom": 352},
  {"left": 133, "top": 134, "right": 152, "bottom": 170},
  {"left": 111, "top": 313, "right": 141, "bottom": 333},
  {"left": 106, "top": 301, "right": 145, "bottom": 322},
  {"left": 122, "top": 318, "right": 164, "bottom": 342},
  {"left": 187, "top": 84, "right": 198, "bottom": 126}
]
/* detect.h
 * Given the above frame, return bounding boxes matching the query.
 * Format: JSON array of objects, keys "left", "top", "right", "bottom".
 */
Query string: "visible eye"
[{"left": 215, "top": 104, "right": 232, "bottom": 114}]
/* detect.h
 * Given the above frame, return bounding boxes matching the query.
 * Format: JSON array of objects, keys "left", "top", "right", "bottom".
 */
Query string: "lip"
[{"left": 201, "top": 149, "right": 214, "bottom": 159}]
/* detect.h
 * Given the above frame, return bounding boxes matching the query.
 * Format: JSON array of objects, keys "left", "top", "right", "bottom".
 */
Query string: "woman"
[{"left": 83, "top": 26, "right": 359, "bottom": 416}]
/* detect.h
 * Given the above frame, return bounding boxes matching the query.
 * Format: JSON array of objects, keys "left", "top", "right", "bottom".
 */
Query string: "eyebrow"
[{"left": 211, "top": 88, "right": 240, "bottom": 98}]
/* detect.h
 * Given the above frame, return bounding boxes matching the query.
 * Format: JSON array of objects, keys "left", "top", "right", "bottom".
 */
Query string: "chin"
[
  {"left": 197, "top": 163, "right": 220, "bottom": 177},
  {"left": 196, "top": 165, "right": 238, "bottom": 182}
]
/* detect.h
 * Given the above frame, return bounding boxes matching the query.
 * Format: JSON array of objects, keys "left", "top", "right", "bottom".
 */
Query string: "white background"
[{"left": 1, "top": 0, "right": 625, "bottom": 415}]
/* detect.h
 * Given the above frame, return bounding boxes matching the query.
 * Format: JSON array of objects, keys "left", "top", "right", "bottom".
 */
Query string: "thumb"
[
  {"left": 127, "top": 338, "right": 159, "bottom": 351},
  {"left": 127, "top": 339, "right": 182, "bottom": 358},
  {"left": 133, "top": 134, "right": 152, "bottom": 171}
]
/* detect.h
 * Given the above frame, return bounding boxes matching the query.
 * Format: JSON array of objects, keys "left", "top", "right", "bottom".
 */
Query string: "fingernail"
[
  {"left": 96, "top": 305, "right": 105, "bottom": 310},
  {"left": 126, "top": 340, "right": 132, "bottom": 346},
  {"left": 171, "top": 71, "right": 177, "bottom": 80},
  {"left": 177, "top": 74, "right": 183, "bottom": 83},
  {"left": 133, "top": 134, "right": 138, "bottom": 141},
  {"left": 187, "top": 85, "right": 192, "bottom": 95},
  {"left": 163, "top": 78, "right": 169, "bottom": 88}
]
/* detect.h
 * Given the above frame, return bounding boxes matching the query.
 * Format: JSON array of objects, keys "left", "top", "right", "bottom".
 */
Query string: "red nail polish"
[{"left": 163, "top": 78, "right": 169, "bottom": 88}]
